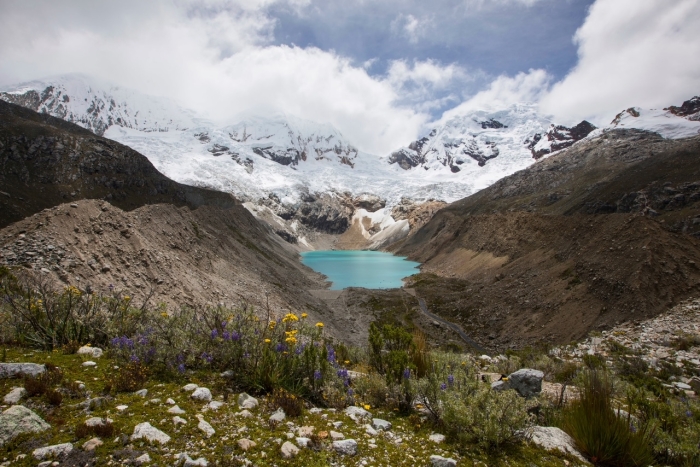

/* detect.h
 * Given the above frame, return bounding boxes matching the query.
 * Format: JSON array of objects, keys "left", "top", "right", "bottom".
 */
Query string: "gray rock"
[
  {"left": 332, "top": 439, "right": 358, "bottom": 456},
  {"left": 134, "top": 389, "right": 148, "bottom": 397},
  {"left": 508, "top": 369, "right": 544, "bottom": 398},
  {"left": 237, "top": 392, "right": 258, "bottom": 409},
  {"left": 0, "top": 363, "right": 45, "bottom": 378},
  {"left": 491, "top": 380, "right": 510, "bottom": 392},
  {"left": 430, "top": 455, "right": 457, "bottom": 467},
  {"left": 177, "top": 453, "right": 208, "bottom": 467},
  {"left": 81, "top": 361, "right": 97, "bottom": 367},
  {"left": 197, "top": 416, "right": 215, "bottom": 438},
  {"left": 330, "top": 430, "right": 344, "bottom": 440},
  {"left": 344, "top": 406, "right": 372, "bottom": 420},
  {"left": 280, "top": 441, "right": 300, "bottom": 459},
  {"left": 191, "top": 387, "right": 212, "bottom": 402},
  {"left": 168, "top": 405, "right": 186, "bottom": 414},
  {"left": 236, "top": 409, "right": 253, "bottom": 418},
  {"left": 77, "top": 346, "right": 103, "bottom": 358},
  {"left": 182, "top": 383, "right": 198, "bottom": 392},
  {"left": 364, "top": 424, "right": 378, "bottom": 436},
  {"left": 173, "top": 416, "right": 187, "bottom": 426},
  {"left": 134, "top": 453, "right": 151, "bottom": 464},
  {"left": 371, "top": 418, "right": 392, "bottom": 431},
  {"left": 527, "top": 426, "right": 587, "bottom": 463},
  {"left": 82, "top": 438, "right": 103, "bottom": 451},
  {"left": 0, "top": 405, "right": 50, "bottom": 446},
  {"left": 32, "top": 443, "right": 73, "bottom": 460},
  {"left": 3, "top": 387, "right": 26, "bottom": 405},
  {"left": 269, "top": 408, "right": 286, "bottom": 423},
  {"left": 429, "top": 433, "right": 446, "bottom": 443},
  {"left": 237, "top": 438, "right": 256, "bottom": 451},
  {"left": 296, "top": 437, "right": 311, "bottom": 448},
  {"left": 131, "top": 422, "right": 171, "bottom": 444},
  {"left": 207, "top": 401, "right": 224, "bottom": 410}
]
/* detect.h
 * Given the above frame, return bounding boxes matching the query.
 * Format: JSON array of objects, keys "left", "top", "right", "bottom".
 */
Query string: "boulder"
[
  {"left": 508, "top": 369, "right": 544, "bottom": 398},
  {"left": 191, "top": 387, "right": 212, "bottom": 402},
  {"left": 82, "top": 438, "right": 103, "bottom": 451},
  {"left": 134, "top": 389, "right": 148, "bottom": 397},
  {"left": 428, "top": 433, "right": 446, "bottom": 443},
  {"left": 85, "top": 417, "right": 113, "bottom": 427},
  {"left": 237, "top": 438, "right": 256, "bottom": 451},
  {"left": 0, "top": 405, "right": 50, "bottom": 446},
  {"left": 237, "top": 392, "right": 258, "bottom": 409},
  {"left": 332, "top": 439, "right": 358, "bottom": 456},
  {"left": 330, "top": 430, "right": 344, "bottom": 440},
  {"left": 197, "top": 416, "right": 215, "bottom": 438},
  {"left": 280, "top": 441, "right": 300, "bottom": 459},
  {"left": 0, "top": 362, "right": 45, "bottom": 378},
  {"left": 134, "top": 453, "right": 151, "bottom": 464},
  {"left": 173, "top": 416, "right": 187, "bottom": 426},
  {"left": 296, "top": 437, "right": 311, "bottom": 448},
  {"left": 182, "top": 383, "right": 198, "bottom": 392},
  {"left": 430, "top": 455, "right": 457, "bottom": 467},
  {"left": 371, "top": 418, "right": 392, "bottom": 431},
  {"left": 527, "top": 426, "right": 587, "bottom": 463},
  {"left": 491, "top": 380, "right": 510, "bottom": 392},
  {"left": 77, "top": 346, "right": 103, "bottom": 358},
  {"left": 168, "top": 405, "right": 186, "bottom": 414},
  {"left": 131, "top": 422, "right": 171, "bottom": 444},
  {"left": 32, "top": 443, "right": 73, "bottom": 460},
  {"left": 344, "top": 405, "right": 372, "bottom": 421},
  {"left": 3, "top": 387, "right": 27, "bottom": 405}
]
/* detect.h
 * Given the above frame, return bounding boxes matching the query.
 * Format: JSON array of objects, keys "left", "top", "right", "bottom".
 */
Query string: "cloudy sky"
[{"left": 0, "top": 0, "right": 698, "bottom": 154}]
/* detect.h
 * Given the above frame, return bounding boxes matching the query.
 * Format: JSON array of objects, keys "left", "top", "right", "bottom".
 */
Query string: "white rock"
[
  {"left": 166, "top": 398, "right": 176, "bottom": 405},
  {"left": 168, "top": 405, "right": 186, "bottom": 414},
  {"left": 280, "top": 441, "right": 300, "bottom": 459},
  {"left": 430, "top": 455, "right": 457, "bottom": 467},
  {"left": 237, "top": 438, "right": 256, "bottom": 451},
  {"left": 371, "top": 418, "right": 392, "bottom": 431},
  {"left": 296, "top": 437, "right": 311, "bottom": 448},
  {"left": 3, "top": 387, "right": 26, "bottom": 405},
  {"left": 135, "top": 453, "right": 151, "bottom": 464},
  {"left": 85, "top": 417, "right": 112, "bottom": 427},
  {"left": 344, "top": 406, "right": 372, "bottom": 421},
  {"left": 81, "top": 361, "right": 97, "bottom": 367},
  {"left": 32, "top": 443, "right": 73, "bottom": 460},
  {"left": 207, "top": 401, "right": 224, "bottom": 410},
  {"left": 134, "top": 389, "right": 148, "bottom": 397},
  {"left": 237, "top": 392, "right": 258, "bottom": 409},
  {"left": 527, "top": 426, "right": 587, "bottom": 463},
  {"left": 173, "top": 416, "right": 187, "bottom": 425},
  {"left": 269, "top": 408, "right": 286, "bottom": 423},
  {"left": 364, "top": 424, "right": 378, "bottom": 436},
  {"left": 182, "top": 383, "right": 198, "bottom": 392},
  {"left": 197, "top": 417, "right": 215, "bottom": 438},
  {"left": 330, "top": 430, "right": 344, "bottom": 440},
  {"left": 0, "top": 405, "right": 50, "bottom": 447},
  {"left": 82, "top": 438, "right": 103, "bottom": 451},
  {"left": 77, "top": 346, "right": 103, "bottom": 358},
  {"left": 332, "top": 439, "right": 358, "bottom": 456},
  {"left": 191, "top": 387, "right": 212, "bottom": 402},
  {"left": 131, "top": 422, "right": 170, "bottom": 444},
  {"left": 429, "top": 433, "right": 446, "bottom": 443},
  {"left": 236, "top": 409, "right": 253, "bottom": 418},
  {"left": 116, "top": 405, "right": 128, "bottom": 412},
  {"left": 0, "top": 363, "right": 45, "bottom": 378}
]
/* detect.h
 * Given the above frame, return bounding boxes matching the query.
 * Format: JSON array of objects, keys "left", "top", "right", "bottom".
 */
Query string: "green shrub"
[{"left": 561, "top": 370, "right": 655, "bottom": 466}]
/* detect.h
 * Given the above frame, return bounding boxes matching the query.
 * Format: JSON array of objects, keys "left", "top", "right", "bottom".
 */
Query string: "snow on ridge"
[{"left": 609, "top": 106, "right": 700, "bottom": 139}]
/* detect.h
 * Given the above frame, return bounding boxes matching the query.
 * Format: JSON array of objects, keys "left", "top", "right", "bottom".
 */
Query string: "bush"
[
  {"left": 269, "top": 388, "right": 303, "bottom": 417},
  {"left": 111, "top": 361, "right": 149, "bottom": 393},
  {"left": 23, "top": 363, "right": 62, "bottom": 397},
  {"left": 442, "top": 385, "right": 529, "bottom": 451},
  {"left": 45, "top": 388, "right": 63, "bottom": 406},
  {"left": 561, "top": 370, "right": 655, "bottom": 466},
  {"left": 75, "top": 419, "right": 115, "bottom": 439}
]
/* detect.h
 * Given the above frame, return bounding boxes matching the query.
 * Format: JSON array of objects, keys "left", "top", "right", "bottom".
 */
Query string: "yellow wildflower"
[
  {"left": 161, "top": 312, "right": 168, "bottom": 318},
  {"left": 282, "top": 313, "right": 299, "bottom": 323},
  {"left": 363, "top": 404, "right": 371, "bottom": 410},
  {"left": 301, "top": 313, "right": 308, "bottom": 319},
  {"left": 285, "top": 337, "right": 297, "bottom": 345},
  {"left": 269, "top": 321, "right": 276, "bottom": 329},
  {"left": 315, "top": 322, "right": 324, "bottom": 328},
  {"left": 344, "top": 360, "right": 350, "bottom": 365},
  {"left": 264, "top": 339, "right": 271, "bottom": 344},
  {"left": 123, "top": 296, "right": 131, "bottom": 302}
]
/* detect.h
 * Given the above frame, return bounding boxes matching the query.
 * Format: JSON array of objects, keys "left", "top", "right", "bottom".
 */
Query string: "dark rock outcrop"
[
  {"left": 665, "top": 96, "right": 700, "bottom": 121},
  {"left": 525, "top": 120, "right": 597, "bottom": 159}
]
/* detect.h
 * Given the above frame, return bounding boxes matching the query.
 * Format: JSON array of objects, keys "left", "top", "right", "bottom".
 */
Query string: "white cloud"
[
  {"left": 540, "top": 0, "right": 700, "bottom": 125},
  {"left": 439, "top": 69, "right": 551, "bottom": 121},
  {"left": 0, "top": 0, "right": 428, "bottom": 154},
  {"left": 390, "top": 13, "right": 430, "bottom": 44}
]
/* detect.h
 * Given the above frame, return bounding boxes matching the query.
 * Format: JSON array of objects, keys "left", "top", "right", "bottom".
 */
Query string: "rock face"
[
  {"left": 0, "top": 362, "right": 46, "bottom": 378},
  {"left": 527, "top": 426, "right": 587, "bottom": 463},
  {"left": 665, "top": 96, "right": 700, "bottom": 120},
  {"left": 508, "top": 369, "right": 544, "bottom": 398},
  {"left": 0, "top": 405, "right": 51, "bottom": 446},
  {"left": 525, "top": 120, "right": 596, "bottom": 159},
  {"left": 131, "top": 422, "right": 171, "bottom": 444}
]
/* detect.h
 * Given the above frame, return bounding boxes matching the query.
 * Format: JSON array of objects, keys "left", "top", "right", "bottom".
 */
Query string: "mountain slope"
[
  {"left": 394, "top": 129, "right": 700, "bottom": 351},
  {"left": 0, "top": 100, "right": 344, "bottom": 337}
]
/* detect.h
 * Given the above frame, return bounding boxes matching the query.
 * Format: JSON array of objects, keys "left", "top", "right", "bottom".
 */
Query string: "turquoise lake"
[{"left": 300, "top": 250, "right": 421, "bottom": 290}]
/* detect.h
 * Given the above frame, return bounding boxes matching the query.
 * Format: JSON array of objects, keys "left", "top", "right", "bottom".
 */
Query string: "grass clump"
[{"left": 561, "top": 370, "right": 655, "bottom": 466}]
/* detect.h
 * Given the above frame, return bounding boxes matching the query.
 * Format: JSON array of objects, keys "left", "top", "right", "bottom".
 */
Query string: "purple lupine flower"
[
  {"left": 447, "top": 374, "right": 454, "bottom": 386},
  {"left": 221, "top": 321, "right": 227, "bottom": 328},
  {"left": 275, "top": 343, "right": 287, "bottom": 352},
  {"left": 137, "top": 335, "right": 148, "bottom": 345},
  {"left": 313, "top": 370, "right": 322, "bottom": 380},
  {"left": 403, "top": 368, "right": 411, "bottom": 380},
  {"left": 130, "top": 354, "right": 139, "bottom": 362},
  {"left": 327, "top": 346, "right": 336, "bottom": 364},
  {"left": 222, "top": 331, "right": 230, "bottom": 341},
  {"left": 201, "top": 352, "right": 213, "bottom": 363},
  {"left": 211, "top": 329, "right": 218, "bottom": 339},
  {"left": 177, "top": 363, "right": 186, "bottom": 373},
  {"left": 337, "top": 369, "right": 349, "bottom": 379},
  {"left": 440, "top": 383, "right": 447, "bottom": 391},
  {"left": 231, "top": 331, "right": 241, "bottom": 342},
  {"left": 347, "top": 388, "right": 354, "bottom": 397},
  {"left": 343, "top": 379, "right": 350, "bottom": 387}
]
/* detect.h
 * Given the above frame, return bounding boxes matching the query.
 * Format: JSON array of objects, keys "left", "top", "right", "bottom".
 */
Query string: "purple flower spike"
[{"left": 403, "top": 368, "right": 411, "bottom": 380}]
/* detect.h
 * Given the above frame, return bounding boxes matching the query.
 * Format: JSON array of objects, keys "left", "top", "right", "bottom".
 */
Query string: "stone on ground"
[
  {"left": 430, "top": 455, "right": 457, "bottom": 467},
  {"left": 280, "top": 441, "right": 300, "bottom": 459},
  {"left": 182, "top": 383, "right": 198, "bottom": 392},
  {"left": 330, "top": 430, "right": 344, "bottom": 440},
  {"left": 77, "top": 346, "right": 103, "bottom": 358},
  {"left": 134, "top": 389, "right": 148, "bottom": 397},
  {"left": 237, "top": 438, "right": 256, "bottom": 451},
  {"left": 238, "top": 392, "right": 258, "bottom": 409},
  {"left": 207, "top": 401, "right": 224, "bottom": 410},
  {"left": 0, "top": 363, "right": 45, "bottom": 378},
  {"left": 131, "top": 422, "right": 171, "bottom": 444},
  {"left": 332, "top": 439, "right": 358, "bottom": 456},
  {"left": 344, "top": 406, "right": 372, "bottom": 421},
  {"left": 32, "top": 443, "right": 73, "bottom": 460},
  {"left": 236, "top": 409, "right": 253, "bottom": 418},
  {"left": 297, "top": 425, "right": 314, "bottom": 437},
  {"left": 191, "top": 387, "right": 212, "bottom": 402},
  {"left": 0, "top": 405, "right": 51, "bottom": 446},
  {"left": 135, "top": 453, "right": 151, "bottom": 464},
  {"left": 178, "top": 453, "right": 208, "bottom": 466},
  {"left": 372, "top": 418, "right": 392, "bottom": 431},
  {"left": 197, "top": 416, "right": 215, "bottom": 438},
  {"left": 269, "top": 408, "right": 286, "bottom": 423},
  {"left": 296, "top": 437, "right": 311, "bottom": 447},
  {"left": 508, "top": 369, "right": 544, "bottom": 398},
  {"left": 3, "top": 387, "right": 26, "bottom": 405},
  {"left": 429, "top": 433, "right": 446, "bottom": 443},
  {"left": 168, "top": 405, "right": 186, "bottom": 414},
  {"left": 85, "top": 416, "right": 113, "bottom": 427},
  {"left": 173, "top": 416, "right": 187, "bottom": 425},
  {"left": 81, "top": 361, "right": 97, "bottom": 367},
  {"left": 82, "top": 438, "right": 103, "bottom": 451},
  {"left": 527, "top": 426, "right": 587, "bottom": 463}
]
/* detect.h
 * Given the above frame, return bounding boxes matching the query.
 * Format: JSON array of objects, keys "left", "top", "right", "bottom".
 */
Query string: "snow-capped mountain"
[
  {"left": 2, "top": 74, "right": 698, "bottom": 248},
  {"left": 610, "top": 97, "right": 700, "bottom": 139},
  {"left": 0, "top": 74, "right": 203, "bottom": 135}
]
